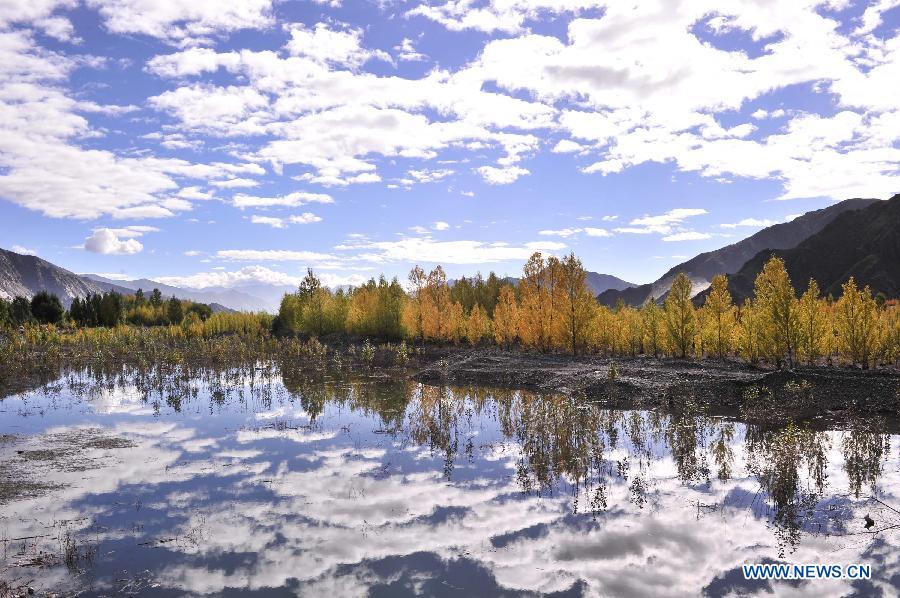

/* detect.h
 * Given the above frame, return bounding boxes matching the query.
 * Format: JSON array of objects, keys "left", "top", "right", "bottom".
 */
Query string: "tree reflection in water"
[{"left": 22, "top": 365, "right": 900, "bottom": 568}]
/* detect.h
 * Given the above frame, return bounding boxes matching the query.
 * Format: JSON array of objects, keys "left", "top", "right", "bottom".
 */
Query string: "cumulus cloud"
[
  {"left": 83, "top": 228, "right": 144, "bottom": 255},
  {"left": 285, "top": 23, "right": 390, "bottom": 68},
  {"left": 156, "top": 265, "right": 302, "bottom": 289},
  {"left": 477, "top": 165, "right": 529, "bottom": 185},
  {"left": 85, "top": 0, "right": 275, "bottom": 46}
]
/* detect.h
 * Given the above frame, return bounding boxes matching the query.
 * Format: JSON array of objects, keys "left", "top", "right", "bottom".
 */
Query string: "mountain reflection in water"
[{"left": 0, "top": 364, "right": 897, "bottom": 597}]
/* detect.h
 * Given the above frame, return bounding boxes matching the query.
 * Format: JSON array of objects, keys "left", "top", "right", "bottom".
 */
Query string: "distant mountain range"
[
  {"left": 495, "top": 272, "right": 635, "bottom": 296},
  {"left": 0, "top": 249, "right": 238, "bottom": 312},
  {"left": 718, "top": 193, "right": 900, "bottom": 302},
  {"left": 597, "top": 197, "right": 880, "bottom": 307},
  {"left": 0, "top": 248, "right": 131, "bottom": 305},
  {"left": 81, "top": 274, "right": 279, "bottom": 312}
]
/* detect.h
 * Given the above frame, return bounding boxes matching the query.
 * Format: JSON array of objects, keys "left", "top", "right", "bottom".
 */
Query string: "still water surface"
[{"left": 1, "top": 365, "right": 898, "bottom": 596}]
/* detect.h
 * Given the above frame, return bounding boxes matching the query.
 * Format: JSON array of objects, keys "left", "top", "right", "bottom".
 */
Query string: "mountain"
[
  {"left": 719, "top": 194, "right": 900, "bottom": 302},
  {"left": 0, "top": 248, "right": 132, "bottom": 306},
  {"left": 0, "top": 248, "right": 248, "bottom": 311},
  {"left": 82, "top": 275, "right": 269, "bottom": 312},
  {"left": 597, "top": 198, "right": 880, "bottom": 307},
  {"left": 585, "top": 271, "right": 635, "bottom": 295},
  {"left": 486, "top": 272, "right": 635, "bottom": 295}
]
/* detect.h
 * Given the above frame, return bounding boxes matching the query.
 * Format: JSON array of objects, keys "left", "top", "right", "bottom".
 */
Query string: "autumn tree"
[
  {"left": 518, "top": 253, "right": 555, "bottom": 351},
  {"left": 465, "top": 304, "right": 491, "bottom": 345},
  {"left": 834, "top": 277, "right": 880, "bottom": 368},
  {"left": 797, "top": 279, "right": 828, "bottom": 365},
  {"left": 556, "top": 252, "right": 596, "bottom": 355},
  {"left": 403, "top": 266, "right": 427, "bottom": 340},
  {"left": 664, "top": 272, "right": 696, "bottom": 358},
  {"left": 421, "top": 266, "right": 452, "bottom": 341},
  {"left": 640, "top": 299, "right": 664, "bottom": 357},
  {"left": 882, "top": 304, "right": 900, "bottom": 367},
  {"left": 736, "top": 299, "right": 761, "bottom": 364},
  {"left": 492, "top": 286, "right": 520, "bottom": 348},
  {"left": 754, "top": 256, "right": 800, "bottom": 367},
  {"left": 702, "top": 274, "right": 734, "bottom": 359}
]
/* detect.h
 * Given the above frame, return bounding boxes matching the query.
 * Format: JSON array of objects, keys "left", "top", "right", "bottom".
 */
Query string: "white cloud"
[
  {"left": 551, "top": 139, "right": 584, "bottom": 154},
  {"left": 250, "top": 215, "right": 286, "bottom": 228},
  {"left": 334, "top": 236, "right": 565, "bottom": 264},
  {"left": 406, "top": 0, "right": 603, "bottom": 34},
  {"left": 290, "top": 212, "right": 322, "bottom": 225},
  {"left": 477, "top": 165, "right": 529, "bottom": 185},
  {"left": 285, "top": 23, "right": 389, "bottom": 68},
  {"left": 432, "top": 221, "right": 450, "bottom": 231},
  {"left": 0, "top": 29, "right": 269, "bottom": 220},
  {"left": 232, "top": 192, "right": 333, "bottom": 208},
  {"left": 11, "top": 244, "right": 37, "bottom": 255},
  {"left": 83, "top": 228, "right": 144, "bottom": 255},
  {"left": 216, "top": 249, "right": 338, "bottom": 262},
  {"left": 719, "top": 218, "right": 778, "bottom": 229},
  {"left": 248, "top": 212, "right": 321, "bottom": 228},
  {"left": 394, "top": 37, "right": 426, "bottom": 62},
  {"left": 615, "top": 208, "right": 708, "bottom": 235},
  {"left": 584, "top": 227, "right": 612, "bottom": 237},
  {"left": 211, "top": 177, "right": 259, "bottom": 189},
  {"left": 662, "top": 231, "right": 712, "bottom": 242},
  {"left": 85, "top": 0, "right": 275, "bottom": 46},
  {"left": 538, "top": 227, "right": 581, "bottom": 238},
  {"left": 156, "top": 265, "right": 302, "bottom": 289},
  {"left": 407, "top": 168, "right": 453, "bottom": 183}
]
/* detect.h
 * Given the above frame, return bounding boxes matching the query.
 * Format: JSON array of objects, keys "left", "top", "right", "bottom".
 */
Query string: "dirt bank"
[{"left": 413, "top": 348, "right": 900, "bottom": 429}]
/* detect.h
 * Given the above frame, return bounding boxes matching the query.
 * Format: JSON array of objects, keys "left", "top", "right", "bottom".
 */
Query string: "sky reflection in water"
[{"left": 1, "top": 366, "right": 898, "bottom": 597}]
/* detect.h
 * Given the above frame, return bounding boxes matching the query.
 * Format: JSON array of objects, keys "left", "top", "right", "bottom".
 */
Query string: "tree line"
[
  {"left": 0, "top": 288, "right": 214, "bottom": 329},
  {"left": 277, "top": 252, "right": 900, "bottom": 368}
]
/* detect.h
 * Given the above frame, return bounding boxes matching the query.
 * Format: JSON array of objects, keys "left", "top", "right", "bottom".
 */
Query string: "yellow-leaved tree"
[
  {"left": 736, "top": 299, "right": 761, "bottom": 364},
  {"left": 664, "top": 272, "right": 696, "bottom": 358},
  {"left": 797, "top": 279, "right": 828, "bottom": 365},
  {"left": 834, "top": 277, "right": 880, "bottom": 368},
  {"left": 421, "top": 266, "right": 452, "bottom": 341},
  {"left": 465, "top": 304, "right": 491, "bottom": 346},
  {"left": 640, "top": 299, "right": 664, "bottom": 357},
  {"left": 401, "top": 266, "right": 427, "bottom": 340},
  {"left": 492, "top": 286, "right": 519, "bottom": 348},
  {"left": 702, "top": 274, "right": 734, "bottom": 359},
  {"left": 518, "top": 253, "right": 556, "bottom": 351},
  {"left": 754, "top": 256, "right": 800, "bottom": 368},
  {"left": 556, "top": 252, "right": 596, "bottom": 355}
]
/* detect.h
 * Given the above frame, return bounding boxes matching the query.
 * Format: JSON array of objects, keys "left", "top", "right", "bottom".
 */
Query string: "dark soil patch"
[
  {"left": 0, "top": 478, "right": 62, "bottom": 504},
  {"left": 18, "top": 449, "right": 66, "bottom": 461},
  {"left": 413, "top": 348, "right": 900, "bottom": 430}
]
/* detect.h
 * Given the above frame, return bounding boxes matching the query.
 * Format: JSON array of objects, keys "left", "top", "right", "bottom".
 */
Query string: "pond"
[{"left": 0, "top": 364, "right": 897, "bottom": 597}]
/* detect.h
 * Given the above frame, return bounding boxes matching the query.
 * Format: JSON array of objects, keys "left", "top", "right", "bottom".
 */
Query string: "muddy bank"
[{"left": 413, "top": 348, "right": 900, "bottom": 429}]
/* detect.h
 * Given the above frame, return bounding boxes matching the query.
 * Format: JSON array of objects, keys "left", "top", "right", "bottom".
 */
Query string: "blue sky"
[{"left": 1, "top": 0, "right": 898, "bottom": 290}]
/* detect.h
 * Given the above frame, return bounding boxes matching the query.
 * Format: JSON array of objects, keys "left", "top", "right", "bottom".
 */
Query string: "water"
[{"left": 1, "top": 365, "right": 898, "bottom": 597}]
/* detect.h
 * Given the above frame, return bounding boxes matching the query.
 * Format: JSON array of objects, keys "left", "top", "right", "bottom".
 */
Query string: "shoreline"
[
  {"left": 2, "top": 336, "right": 899, "bottom": 430},
  {"left": 411, "top": 347, "right": 900, "bottom": 430}
]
